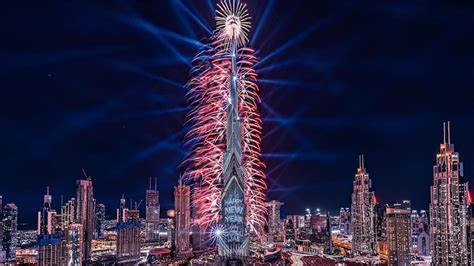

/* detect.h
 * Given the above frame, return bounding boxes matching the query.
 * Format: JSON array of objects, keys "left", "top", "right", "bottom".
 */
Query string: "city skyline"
[
  {"left": 2, "top": 123, "right": 470, "bottom": 229},
  {"left": 2, "top": 0, "right": 474, "bottom": 231}
]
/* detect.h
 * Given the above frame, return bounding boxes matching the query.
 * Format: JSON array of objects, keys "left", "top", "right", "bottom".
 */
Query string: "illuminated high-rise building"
[
  {"left": 61, "top": 198, "right": 75, "bottom": 230},
  {"left": 284, "top": 217, "right": 296, "bottom": 245},
  {"left": 339, "top": 208, "right": 351, "bottom": 235},
  {"left": 146, "top": 177, "right": 160, "bottom": 243},
  {"left": 309, "top": 212, "right": 332, "bottom": 253},
  {"left": 430, "top": 122, "right": 469, "bottom": 265},
  {"left": 95, "top": 203, "right": 105, "bottom": 239},
  {"left": 386, "top": 201, "right": 411, "bottom": 266},
  {"left": 351, "top": 154, "right": 376, "bottom": 255},
  {"left": 116, "top": 196, "right": 141, "bottom": 263},
  {"left": 38, "top": 234, "right": 64, "bottom": 266},
  {"left": 469, "top": 203, "right": 474, "bottom": 265},
  {"left": 411, "top": 209, "right": 429, "bottom": 256},
  {"left": 174, "top": 180, "right": 191, "bottom": 255},
  {"left": 266, "top": 200, "right": 284, "bottom": 242},
  {"left": 37, "top": 187, "right": 65, "bottom": 266},
  {"left": 75, "top": 172, "right": 95, "bottom": 262},
  {"left": 65, "top": 223, "right": 83, "bottom": 266},
  {"left": 116, "top": 194, "right": 128, "bottom": 223},
  {"left": 183, "top": 0, "right": 266, "bottom": 261},
  {"left": 2, "top": 203, "right": 18, "bottom": 263}
]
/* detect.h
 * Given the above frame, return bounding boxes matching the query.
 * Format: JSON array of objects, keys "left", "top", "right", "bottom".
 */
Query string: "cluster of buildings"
[
  {"left": 278, "top": 122, "right": 472, "bottom": 265},
  {"left": 0, "top": 122, "right": 472, "bottom": 265}
]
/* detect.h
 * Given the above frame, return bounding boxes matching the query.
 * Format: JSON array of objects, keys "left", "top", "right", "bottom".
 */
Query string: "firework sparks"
[{"left": 182, "top": 0, "right": 267, "bottom": 246}]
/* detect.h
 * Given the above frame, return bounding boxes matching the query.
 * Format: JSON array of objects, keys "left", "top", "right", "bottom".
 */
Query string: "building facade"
[
  {"left": 75, "top": 176, "right": 95, "bottom": 262},
  {"left": 116, "top": 196, "right": 141, "bottom": 263},
  {"left": 2, "top": 203, "right": 18, "bottom": 263},
  {"left": 351, "top": 155, "right": 376, "bottom": 255},
  {"left": 174, "top": 181, "right": 191, "bottom": 255},
  {"left": 95, "top": 203, "right": 105, "bottom": 239},
  {"left": 266, "top": 200, "right": 284, "bottom": 242},
  {"left": 65, "top": 223, "right": 83, "bottom": 265},
  {"left": 146, "top": 178, "right": 160, "bottom": 243},
  {"left": 38, "top": 234, "right": 64, "bottom": 266},
  {"left": 339, "top": 208, "right": 351, "bottom": 235},
  {"left": 386, "top": 202, "right": 411, "bottom": 266},
  {"left": 429, "top": 122, "right": 469, "bottom": 265},
  {"left": 37, "top": 187, "right": 65, "bottom": 266}
]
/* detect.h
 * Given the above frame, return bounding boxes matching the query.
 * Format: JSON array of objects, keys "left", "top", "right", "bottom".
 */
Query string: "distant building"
[
  {"left": 37, "top": 187, "right": 65, "bottom": 266},
  {"left": 373, "top": 203, "right": 387, "bottom": 257},
  {"left": 430, "top": 122, "right": 469, "bottom": 265},
  {"left": 309, "top": 212, "right": 332, "bottom": 253},
  {"left": 411, "top": 209, "right": 429, "bottom": 256},
  {"left": 38, "top": 234, "right": 64, "bottom": 266},
  {"left": 287, "top": 215, "right": 305, "bottom": 229},
  {"left": 75, "top": 172, "right": 95, "bottom": 262},
  {"left": 146, "top": 178, "right": 160, "bottom": 243},
  {"left": 65, "top": 223, "right": 83, "bottom": 265},
  {"left": 266, "top": 200, "right": 284, "bottom": 242},
  {"left": 339, "top": 208, "right": 351, "bottom": 235},
  {"left": 116, "top": 196, "right": 141, "bottom": 263},
  {"left": 95, "top": 203, "right": 106, "bottom": 239},
  {"left": 285, "top": 217, "right": 296, "bottom": 242},
  {"left": 351, "top": 155, "right": 376, "bottom": 255},
  {"left": 174, "top": 181, "right": 191, "bottom": 255},
  {"left": 2, "top": 203, "right": 17, "bottom": 263},
  {"left": 61, "top": 198, "right": 75, "bottom": 230},
  {"left": 386, "top": 201, "right": 411, "bottom": 266}
]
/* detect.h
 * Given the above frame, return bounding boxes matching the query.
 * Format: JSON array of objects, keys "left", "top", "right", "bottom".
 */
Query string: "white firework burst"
[{"left": 216, "top": 0, "right": 251, "bottom": 49}]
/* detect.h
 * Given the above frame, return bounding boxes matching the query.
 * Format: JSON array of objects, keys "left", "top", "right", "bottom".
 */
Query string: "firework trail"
[{"left": 182, "top": 0, "right": 267, "bottom": 244}]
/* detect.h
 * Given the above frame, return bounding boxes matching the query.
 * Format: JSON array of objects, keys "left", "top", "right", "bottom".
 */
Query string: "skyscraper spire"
[
  {"left": 443, "top": 122, "right": 446, "bottom": 144},
  {"left": 430, "top": 122, "right": 469, "bottom": 264},
  {"left": 351, "top": 155, "right": 376, "bottom": 255},
  {"left": 447, "top": 121, "right": 451, "bottom": 144}
]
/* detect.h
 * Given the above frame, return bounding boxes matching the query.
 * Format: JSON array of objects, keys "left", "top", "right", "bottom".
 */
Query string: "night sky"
[{"left": 2, "top": 1, "right": 474, "bottom": 229}]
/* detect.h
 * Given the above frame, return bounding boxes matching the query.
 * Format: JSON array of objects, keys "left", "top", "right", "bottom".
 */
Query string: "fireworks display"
[{"left": 183, "top": 0, "right": 267, "bottom": 242}]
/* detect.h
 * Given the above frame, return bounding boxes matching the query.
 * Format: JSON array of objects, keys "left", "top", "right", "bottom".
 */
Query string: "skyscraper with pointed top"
[
  {"left": 146, "top": 177, "right": 160, "bottom": 243},
  {"left": 351, "top": 155, "right": 377, "bottom": 255},
  {"left": 75, "top": 169, "right": 94, "bottom": 262},
  {"left": 430, "top": 122, "right": 469, "bottom": 265}
]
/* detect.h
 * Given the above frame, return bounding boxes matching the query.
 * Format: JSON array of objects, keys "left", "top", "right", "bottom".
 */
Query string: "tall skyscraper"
[
  {"left": 351, "top": 154, "right": 376, "bottom": 255},
  {"left": 183, "top": 1, "right": 266, "bottom": 261},
  {"left": 2, "top": 203, "right": 18, "bottom": 262},
  {"left": 430, "top": 122, "right": 469, "bottom": 265},
  {"left": 174, "top": 180, "right": 191, "bottom": 255},
  {"left": 386, "top": 201, "right": 411, "bottom": 266},
  {"left": 116, "top": 196, "right": 141, "bottom": 263},
  {"left": 266, "top": 200, "right": 284, "bottom": 242},
  {"left": 75, "top": 171, "right": 95, "bottom": 262},
  {"left": 37, "top": 187, "right": 65, "bottom": 266},
  {"left": 146, "top": 177, "right": 160, "bottom": 243},
  {"left": 38, "top": 187, "right": 53, "bottom": 235},
  {"left": 95, "top": 203, "right": 105, "bottom": 239}
]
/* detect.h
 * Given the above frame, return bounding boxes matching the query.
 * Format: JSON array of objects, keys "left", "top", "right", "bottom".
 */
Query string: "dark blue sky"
[{"left": 1, "top": 1, "right": 474, "bottom": 229}]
